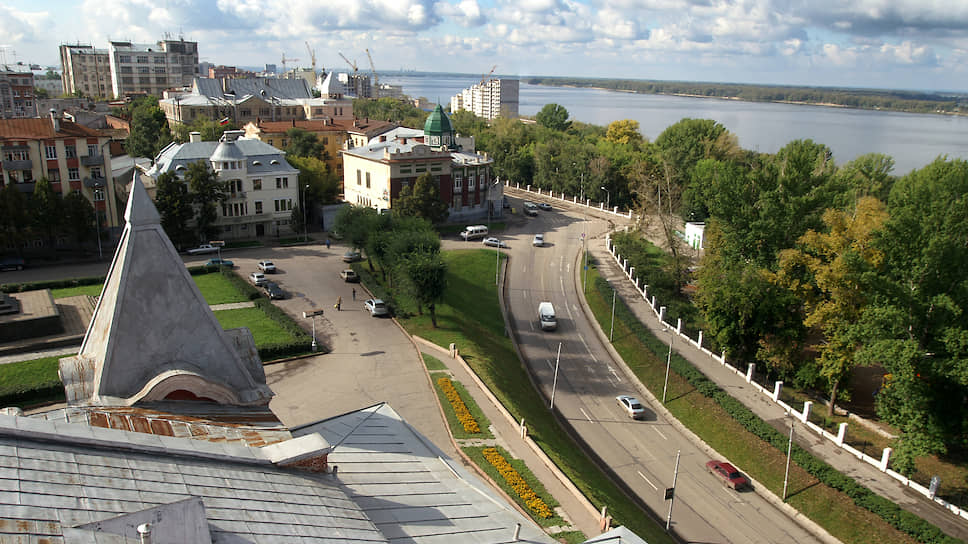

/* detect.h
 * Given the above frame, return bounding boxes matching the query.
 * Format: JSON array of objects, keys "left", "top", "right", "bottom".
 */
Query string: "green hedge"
[
  {"left": 251, "top": 298, "right": 316, "bottom": 360},
  {"left": 594, "top": 276, "right": 959, "bottom": 544}
]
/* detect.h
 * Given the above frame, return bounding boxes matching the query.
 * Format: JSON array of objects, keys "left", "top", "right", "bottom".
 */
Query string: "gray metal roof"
[
  {"left": 149, "top": 139, "right": 298, "bottom": 177},
  {"left": 194, "top": 77, "right": 313, "bottom": 100}
]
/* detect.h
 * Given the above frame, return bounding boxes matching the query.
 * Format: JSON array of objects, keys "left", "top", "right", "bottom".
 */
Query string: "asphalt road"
[{"left": 501, "top": 194, "right": 825, "bottom": 544}]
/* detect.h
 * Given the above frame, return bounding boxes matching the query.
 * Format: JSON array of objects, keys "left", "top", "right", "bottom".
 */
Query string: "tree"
[
  {"left": 154, "top": 171, "right": 195, "bottom": 249},
  {"left": 285, "top": 128, "right": 325, "bottom": 158},
  {"left": 535, "top": 103, "right": 571, "bottom": 132},
  {"left": 0, "top": 184, "right": 29, "bottom": 251},
  {"left": 31, "top": 178, "right": 65, "bottom": 252},
  {"left": 172, "top": 116, "right": 235, "bottom": 143},
  {"left": 835, "top": 153, "right": 896, "bottom": 205},
  {"left": 125, "top": 97, "right": 172, "bottom": 159},
  {"left": 62, "top": 191, "right": 96, "bottom": 247},
  {"left": 403, "top": 252, "right": 448, "bottom": 327},
  {"left": 287, "top": 155, "right": 340, "bottom": 205},
  {"left": 184, "top": 161, "right": 226, "bottom": 243},
  {"left": 394, "top": 172, "right": 449, "bottom": 224},
  {"left": 773, "top": 197, "right": 889, "bottom": 416},
  {"left": 449, "top": 109, "right": 488, "bottom": 136},
  {"left": 605, "top": 119, "right": 644, "bottom": 147}
]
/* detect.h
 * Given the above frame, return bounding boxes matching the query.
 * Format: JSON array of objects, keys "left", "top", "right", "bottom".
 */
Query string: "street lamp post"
[
  {"left": 601, "top": 186, "right": 610, "bottom": 210},
  {"left": 662, "top": 327, "right": 674, "bottom": 403},
  {"left": 783, "top": 416, "right": 795, "bottom": 500},
  {"left": 302, "top": 184, "right": 309, "bottom": 242},
  {"left": 303, "top": 309, "right": 324, "bottom": 352},
  {"left": 549, "top": 342, "right": 562, "bottom": 409}
]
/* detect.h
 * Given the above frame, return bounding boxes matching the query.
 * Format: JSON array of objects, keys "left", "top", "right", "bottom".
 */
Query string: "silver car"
[
  {"left": 363, "top": 298, "right": 388, "bottom": 317},
  {"left": 616, "top": 395, "right": 646, "bottom": 420}
]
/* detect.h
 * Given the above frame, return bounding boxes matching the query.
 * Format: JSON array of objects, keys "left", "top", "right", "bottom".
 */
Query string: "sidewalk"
[
  {"left": 587, "top": 236, "right": 968, "bottom": 542},
  {"left": 413, "top": 338, "right": 603, "bottom": 539}
]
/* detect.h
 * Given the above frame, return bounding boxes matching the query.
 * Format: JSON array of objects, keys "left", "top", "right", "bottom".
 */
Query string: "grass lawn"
[
  {"left": 49, "top": 273, "right": 247, "bottom": 306},
  {"left": 583, "top": 261, "right": 918, "bottom": 544},
  {"left": 49, "top": 284, "right": 103, "bottom": 298},
  {"left": 464, "top": 445, "right": 565, "bottom": 528},
  {"left": 391, "top": 249, "right": 675, "bottom": 544},
  {"left": 432, "top": 376, "right": 494, "bottom": 440},
  {"left": 422, "top": 353, "right": 448, "bottom": 371},
  {"left": 0, "top": 356, "right": 63, "bottom": 399},
  {"left": 213, "top": 307, "right": 298, "bottom": 346}
]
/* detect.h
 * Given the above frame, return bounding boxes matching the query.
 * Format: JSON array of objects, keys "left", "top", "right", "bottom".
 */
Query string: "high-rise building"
[
  {"left": 59, "top": 44, "right": 112, "bottom": 98},
  {"left": 108, "top": 39, "right": 199, "bottom": 98},
  {"left": 450, "top": 79, "right": 519, "bottom": 120},
  {"left": 0, "top": 69, "right": 36, "bottom": 118}
]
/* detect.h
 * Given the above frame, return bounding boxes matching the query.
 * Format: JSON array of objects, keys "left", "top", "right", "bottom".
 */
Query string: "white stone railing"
[
  {"left": 503, "top": 180, "right": 633, "bottom": 220},
  {"left": 604, "top": 233, "right": 968, "bottom": 522}
]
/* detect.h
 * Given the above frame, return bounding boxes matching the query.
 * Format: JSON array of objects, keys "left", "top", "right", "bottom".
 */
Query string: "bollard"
[
  {"left": 697, "top": 330, "right": 703, "bottom": 349},
  {"left": 801, "top": 401, "right": 812, "bottom": 422},
  {"left": 880, "top": 448, "right": 892, "bottom": 471},
  {"left": 773, "top": 381, "right": 783, "bottom": 401},
  {"left": 677, "top": 318, "right": 682, "bottom": 334},
  {"left": 746, "top": 363, "right": 755, "bottom": 383},
  {"left": 659, "top": 306, "right": 666, "bottom": 322}
]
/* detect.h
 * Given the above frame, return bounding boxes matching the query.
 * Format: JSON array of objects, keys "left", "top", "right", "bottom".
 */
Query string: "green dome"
[{"left": 423, "top": 104, "right": 453, "bottom": 136}]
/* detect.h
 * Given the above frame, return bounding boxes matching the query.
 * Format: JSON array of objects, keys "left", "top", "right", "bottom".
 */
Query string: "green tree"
[
  {"left": 403, "top": 252, "right": 448, "bottom": 327},
  {"left": 284, "top": 128, "right": 325, "bottom": 158},
  {"left": 334, "top": 205, "right": 381, "bottom": 252},
  {"left": 0, "top": 184, "right": 29, "bottom": 250},
  {"left": 605, "top": 119, "right": 644, "bottom": 147},
  {"left": 125, "top": 97, "right": 172, "bottom": 159},
  {"left": 835, "top": 153, "right": 896, "bottom": 205},
  {"left": 172, "top": 116, "right": 235, "bottom": 143},
  {"left": 62, "top": 191, "right": 96, "bottom": 246},
  {"left": 449, "top": 109, "right": 488, "bottom": 137},
  {"left": 31, "top": 178, "right": 65, "bottom": 252},
  {"left": 394, "top": 172, "right": 449, "bottom": 224},
  {"left": 154, "top": 171, "right": 195, "bottom": 249},
  {"left": 535, "top": 103, "right": 571, "bottom": 131},
  {"left": 288, "top": 155, "right": 340, "bottom": 205},
  {"left": 184, "top": 161, "right": 226, "bottom": 243}
]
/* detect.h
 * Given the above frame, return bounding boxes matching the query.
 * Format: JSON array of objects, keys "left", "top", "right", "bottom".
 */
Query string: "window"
[
  {"left": 275, "top": 177, "right": 288, "bottom": 189},
  {"left": 136, "top": 55, "right": 148, "bottom": 63},
  {"left": 119, "top": 55, "right": 131, "bottom": 63},
  {"left": 68, "top": 167, "right": 80, "bottom": 180},
  {"left": 89, "top": 167, "right": 102, "bottom": 178},
  {"left": 4, "top": 150, "right": 28, "bottom": 161},
  {"left": 255, "top": 201, "right": 263, "bottom": 214},
  {"left": 139, "top": 77, "right": 150, "bottom": 84},
  {"left": 22, "top": 170, "right": 33, "bottom": 182},
  {"left": 356, "top": 170, "right": 362, "bottom": 186},
  {"left": 138, "top": 66, "right": 149, "bottom": 74},
  {"left": 322, "top": 137, "right": 329, "bottom": 145},
  {"left": 274, "top": 198, "right": 293, "bottom": 212},
  {"left": 45, "top": 145, "right": 57, "bottom": 160},
  {"left": 153, "top": 57, "right": 165, "bottom": 64},
  {"left": 365, "top": 172, "right": 370, "bottom": 188},
  {"left": 87, "top": 144, "right": 97, "bottom": 156},
  {"left": 153, "top": 67, "right": 165, "bottom": 74},
  {"left": 252, "top": 179, "right": 262, "bottom": 190},
  {"left": 49, "top": 169, "right": 61, "bottom": 182},
  {"left": 454, "top": 174, "right": 462, "bottom": 190},
  {"left": 65, "top": 145, "right": 76, "bottom": 158}
]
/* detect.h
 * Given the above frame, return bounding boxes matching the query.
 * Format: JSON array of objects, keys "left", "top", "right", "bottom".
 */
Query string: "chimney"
[
  {"left": 49, "top": 109, "right": 60, "bottom": 133},
  {"left": 189, "top": 131, "right": 201, "bottom": 143}
]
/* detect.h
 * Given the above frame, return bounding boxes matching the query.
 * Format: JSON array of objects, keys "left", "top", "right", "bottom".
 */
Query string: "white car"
[
  {"left": 482, "top": 237, "right": 508, "bottom": 248},
  {"left": 532, "top": 234, "right": 545, "bottom": 247},
  {"left": 249, "top": 272, "right": 267, "bottom": 286},
  {"left": 257, "top": 260, "right": 276, "bottom": 273},
  {"left": 187, "top": 244, "right": 219, "bottom": 255},
  {"left": 363, "top": 299, "right": 388, "bottom": 317},
  {"left": 616, "top": 395, "right": 646, "bottom": 420}
]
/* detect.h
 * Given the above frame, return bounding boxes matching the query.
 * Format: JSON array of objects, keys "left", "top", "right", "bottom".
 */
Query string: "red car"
[{"left": 705, "top": 460, "right": 749, "bottom": 490}]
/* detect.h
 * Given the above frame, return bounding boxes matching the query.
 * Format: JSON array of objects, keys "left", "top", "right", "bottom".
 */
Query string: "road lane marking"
[
  {"left": 607, "top": 365, "right": 623, "bottom": 382},
  {"left": 653, "top": 428, "right": 668, "bottom": 441},
  {"left": 638, "top": 471, "right": 658, "bottom": 491},
  {"left": 579, "top": 408, "right": 593, "bottom": 422}
]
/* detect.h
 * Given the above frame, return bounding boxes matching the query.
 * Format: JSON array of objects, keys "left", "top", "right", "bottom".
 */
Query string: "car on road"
[
  {"left": 257, "top": 260, "right": 277, "bottom": 273},
  {"left": 0, "top": 256, "right": 25, "bottom": 271},
  {"left": 616, "top": 395, "right": 646, "bottom": 420},
  {"left": 482, "top": 237, "right": 508, "bottom": 248},
  {"left": 342, "top": 251, "right": 362, "bottom": 263},
  {"left": 339, "top": 269, "right": 359, "bottom": 282},
  {"left": 523, "top": 202, "right": 538, "bottom": 216},
  {"left": 705, "top": 460, "right": 750, "bottom": 490},
  {"left": 363, "top": 298, "right": 388, "bottom": 317},
  {"left": 502, "top": 196, "right": 510, "bottom": 209},
  {"left": 262, "top": 281, "right": 285, "bottom": 300},
  {"left": 249, "top": 272, "right": 267, "bottom": 286},
  {"left": 187, "top": 244, "right": 219, "bottom": 255},
  {"left": 537, "top": 202, "right": 552, "bottom": 211},
  {"left": 532, "top": 234, "right": 545, "bottom": 247},
  {"left": 205, "top": 258, "right": 234, "bottom": 268}
]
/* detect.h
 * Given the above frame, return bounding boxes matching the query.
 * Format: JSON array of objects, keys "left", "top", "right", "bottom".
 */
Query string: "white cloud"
[{"left": 438, "top": 0, "right": 487, "bottom": 27}]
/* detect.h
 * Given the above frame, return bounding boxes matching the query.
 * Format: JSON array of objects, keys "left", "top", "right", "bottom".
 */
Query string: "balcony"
[
  {"left": 80, "top": 154, "right": 104, "bottom": 167},
  {"left": 13, "top": 182, "right": 35, "bottom": 193},
  {"left": 83, "top": 175, "right": 107, "bottom": 188},
  {"left": 2, "top": 159, "right": 33, "bottom": 171},
  {"left": 225, "top": 191, "right": 247, "bottom": 200}
]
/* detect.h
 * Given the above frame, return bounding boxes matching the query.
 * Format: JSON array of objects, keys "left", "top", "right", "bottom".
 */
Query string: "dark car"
[
  {"left": 0, "top": 256, "right": 25, "bottom": 271},
  {"left": 262, "top": 281, "right": 285, "bottom": 300},
  {"left": 205, "top": 258, "right": 234, "bottom": 268},
  {"left": 705, "top": 460, "right": 750, "bottom": 490}
]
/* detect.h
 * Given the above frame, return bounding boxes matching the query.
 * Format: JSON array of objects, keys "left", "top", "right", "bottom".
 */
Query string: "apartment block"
[
  {"left": 450, "top": 79, "right": 519, "bottom": 120},
  {"left": 0, "top": 69, "right": 36, "bottom": 118},
  {"left": 59, "top": 44, "right": 112, "bottom": 98},
  {"left": 109, "top": 39, "right": 199, "bottom": 98}
]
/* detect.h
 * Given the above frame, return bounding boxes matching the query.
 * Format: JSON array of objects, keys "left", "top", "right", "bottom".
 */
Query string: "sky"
[{"left": 3, "top": 0, "right": 968, "bottom": 93}]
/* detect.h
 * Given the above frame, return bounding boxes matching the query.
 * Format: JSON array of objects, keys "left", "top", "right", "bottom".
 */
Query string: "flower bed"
[
  {"left": 482, "top": 447, "right": 554, "bottom": 519},
  {"left": 437, "top": 376, "right": 480, "bottom": 433}
]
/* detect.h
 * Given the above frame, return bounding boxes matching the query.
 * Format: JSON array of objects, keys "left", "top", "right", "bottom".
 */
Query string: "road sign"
[
  {"left": 664, "top": 487, "right": 674, "bottom": 500},
  {"left": 209, "top": 240, "right": 225, "bottom": 247},
  {"left": 303, "top": 309, "right": 325, "bottom": 318}
]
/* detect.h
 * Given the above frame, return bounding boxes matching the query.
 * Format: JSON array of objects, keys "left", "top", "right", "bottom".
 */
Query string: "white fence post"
[
  {"left": 659, "top": 306, "right": 666, "bottom": 323},
  {"left": 697, "top": 330, "right": 703, "bottom": 349},
  {"left": 635, "top": 277, "right": 640, "bottom": 289},
  {"left": 746, "top": 363, "right": 755, "bottom": 383},
  {"left": 650, "top": 295, "right": 656, "bottom": 308},
  {"left": 676, "top": 318, "right": 682, "bottom": 334},
  {"left": 836, "top": 422, "right": 848, "bottom": 446},
  {"left": 801, "top": 401, "right": 812, "bottom": 422},
  {"left": 643, "top": 285, "right": 647, "bottom": 298},
  {"left": 773, "top": 381, "right": 783, "bottom": 402},
  {"left": 880, "top": 448, "right": 892, "bottom": 471},
  {"left": 720, "top": 350, "right": 726, "bottom": 364}
]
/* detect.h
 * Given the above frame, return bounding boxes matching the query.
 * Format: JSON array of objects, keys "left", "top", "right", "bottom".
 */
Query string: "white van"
[
  {"left": 460, "top": 225, "right": 489, "bottom": 240},
  {"left": 538, "top": 302, "right": 557, "bottom": 331}
]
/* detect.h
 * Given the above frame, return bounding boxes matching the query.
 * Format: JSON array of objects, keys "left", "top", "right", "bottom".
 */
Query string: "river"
[{"left": 380, "top": 72, "right": 968, "bottom": 175}]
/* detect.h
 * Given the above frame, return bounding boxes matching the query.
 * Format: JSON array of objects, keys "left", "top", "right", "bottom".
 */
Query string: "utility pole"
[{"left": 666, "top": 450, "right": 681, "bottom": 531}]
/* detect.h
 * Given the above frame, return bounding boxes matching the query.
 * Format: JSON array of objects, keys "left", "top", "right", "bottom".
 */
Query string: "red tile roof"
[{"left": 0, "top": 117, "right": 106, "bottom": 142}]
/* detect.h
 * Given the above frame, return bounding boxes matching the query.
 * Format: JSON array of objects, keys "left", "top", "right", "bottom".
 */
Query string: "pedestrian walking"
[
  {"left": 326, "top": 238, "right": 331, "bottom": 249},
  {"left": 352, "top": 288, "right": 356, "bottom": 300},
  {"left": 334, "top": 296, "right": 341, "bottom": 311}
]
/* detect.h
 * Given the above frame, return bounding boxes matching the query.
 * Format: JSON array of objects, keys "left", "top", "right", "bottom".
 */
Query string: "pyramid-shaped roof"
[
  {"left": 59, "top": 178, "right": 273, "bottom": 406},
  {"left": 423, "top": 103, "right": 453, "bottom": 135}
]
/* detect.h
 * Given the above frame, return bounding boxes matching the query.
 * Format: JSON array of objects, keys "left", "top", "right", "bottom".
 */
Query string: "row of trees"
[
  {"left": 0, "top": 179, "right": 99, "bottom": 254},
  {"left": 333, "top": 205, "right": 447, "bottom": 326}
]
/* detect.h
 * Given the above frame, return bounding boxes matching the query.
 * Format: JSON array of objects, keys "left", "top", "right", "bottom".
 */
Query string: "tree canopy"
[
  {"left": 125, "top": 96, "right": 172, "bottom": 159},
  {"left": 535, "top": 103, "right": 571, "bottom": 132},
  {"left": 394, "top": 172, "right": 449, "bottom": 224}
]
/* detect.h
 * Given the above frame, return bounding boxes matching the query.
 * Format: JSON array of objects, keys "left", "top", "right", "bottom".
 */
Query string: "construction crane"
[
  {"left": 281, "top": 53, "right": 299, "bottom": 73},
  {"left": 305, "top": 42, "right": 317, "bottom": 73},
  {"left": 480, "top": 64, "right": 496, "bottom": 86},
  {"left": 365, "top": 48, "right": 379, "bottom": 90},
  {"left": 338, "top": 52, "right": 358, "bottom": 74}
]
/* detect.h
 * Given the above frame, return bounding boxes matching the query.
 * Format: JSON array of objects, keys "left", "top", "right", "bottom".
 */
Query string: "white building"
[
  {"left": 450, "top": 79, "right": 519, "bottom": 120},
  {"left": 140, "top": 130, "right": 300, "bottom": 239},
  {"left": 109, "top": 39, "right": 199, "bottom": 98}
]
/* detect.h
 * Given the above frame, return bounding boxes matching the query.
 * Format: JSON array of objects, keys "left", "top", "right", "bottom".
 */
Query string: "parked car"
[
  {"left": 502, "top": 196, "right": 510, "bottom": 209},
  {"left": 187, "top": 244, "right": 219, "bottom": 255},
  {"left": 262, "top": 281, "right": 285, "bottom": 300},
  {"left": 340, "top": 269, "right": 359, "bottom": 282},
  {"left": 537, "top": 202, "right": 552, "bottom": 211},
  {"left": 342, "top": 251, "right": 362, "bottom": 263},
  {"left": 0, "top": 256, "right": 25, "bottom": 271},
  {"left": 616, "top": 395, "right": 646, "bottom": 420},
  {"left": 705, "top": 460, "right": 750, "bottom": 490},
  {"left": 532, "top": 234, "right": 545, "bottom": 247},
  {"left": 363, "top": 298, "right": 388, "bottom": 317},
  {"left": 482, "top": 237, "right": 508, "bottom": 248},
  {"left": 249, "top": 272, "right": 267, "bottom": 286},
  {"left": 205, "top": 258, "right": 234, "bottom": 268},
  {"left": 257, "top": 260, "right": 276, "bottom": 273},
  {"left": 523, "top": 202, "right": 539, "bottom": 216}
]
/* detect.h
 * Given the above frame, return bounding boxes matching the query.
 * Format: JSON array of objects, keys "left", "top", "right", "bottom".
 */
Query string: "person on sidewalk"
[
  {"left": 352, "top": 288, "right": 356, "bottom": 301},
  {"left": 326, "top": 238, "right": 331, "bottom": 249},
  {"left": 334, "top": 296, "right": 341, "bottom": 311}
]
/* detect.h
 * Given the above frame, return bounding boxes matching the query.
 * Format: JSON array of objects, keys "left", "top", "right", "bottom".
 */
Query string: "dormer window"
[
  {"left": 252, "top": 160, "right": 262, "bottom": 166},
  {"left": 270, "top": 159, "right": 279, "bottom": 165}
]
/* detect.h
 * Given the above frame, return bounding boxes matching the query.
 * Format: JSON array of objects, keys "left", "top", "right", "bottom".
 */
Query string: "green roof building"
[{"left": 423, "top": 104, "right": 457, "bottom": 150}]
